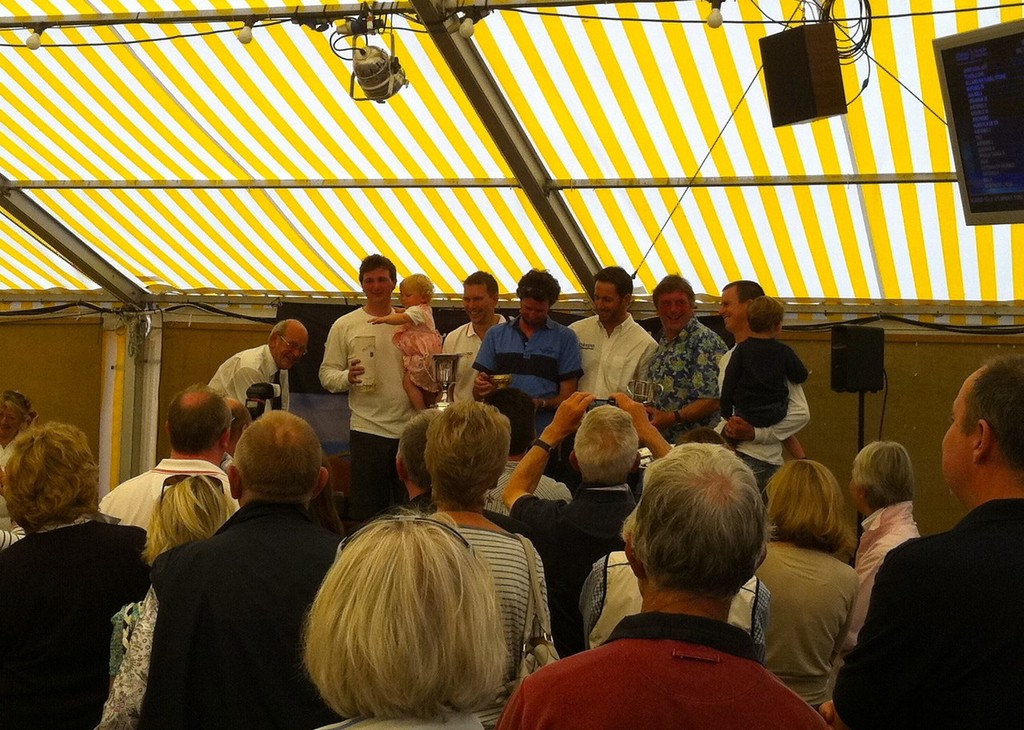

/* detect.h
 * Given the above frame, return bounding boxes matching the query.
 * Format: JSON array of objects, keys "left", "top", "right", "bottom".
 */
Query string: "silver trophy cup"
[
  {"left": 627, "top": 379, "right": 664, "bottom": 405},
  {"left": 431, "top": 354, "right": 462, "bottom": 410}
]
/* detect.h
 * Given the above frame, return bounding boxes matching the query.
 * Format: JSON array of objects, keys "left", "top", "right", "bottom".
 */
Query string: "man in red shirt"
[{"left": 498, "top": 440, "right": 824, "bottom": 730}]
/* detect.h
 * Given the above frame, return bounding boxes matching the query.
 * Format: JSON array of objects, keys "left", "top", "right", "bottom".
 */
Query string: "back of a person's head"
[
  {"left": 398, "top": 410, "right": 441, "bottom": 490},
  {"left": 482, "top": 387, "right": 536, "bottom": 455},
  {"left": 145, "top": 475, "right": 234, "bottom": 564},
  {"left": 308, "top": 454, "right": 345, "bottom": 536},
  {"left": 675, "top": 426, "right": 728, "bottom": 447},
  {"left": 226, "top": 398, "right": 251, "bottom": 449},
  {"left": 233, "top": 411, "right": 322, "bottom": 503},
  {"left": 304, "top": 516, "right": 506, "bottom": 720},
  {"left": 167, "top": 385, "right": 231, "bottom": 454},
  {"left": 574, "top": 405, "right": 638, "bottom": 485},
  {"left": 725, "top": 279, "right": 766, "bottom": 303},
  {"left": 767, "top": 459, "right": 855, "bottom": 555},
  {"left": 746, "top": 296, "right": 784, "bottom": 334},
  {"left": 5, "top": 422, "right": 99, "bottom": 532},
  {"left": 852, "top": 441, "right": 915, "bottom": 512},
  {"left": 625, "top": 444, "right": 765, "bottom": 599},
  {"left": 425, "top": 401, "right": 510, "bottom": 509},
  {"left": 964, "top": 355, "right": 1024, "bottom": 472}
]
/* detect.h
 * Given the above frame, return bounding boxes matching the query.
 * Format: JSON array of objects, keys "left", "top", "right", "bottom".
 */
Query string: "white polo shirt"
[
  {"left": 100, "top": 458, "right": 234, "bottom": 530},
  {"left": 441, "top": 316, "right": 507, "bottom": 403}
]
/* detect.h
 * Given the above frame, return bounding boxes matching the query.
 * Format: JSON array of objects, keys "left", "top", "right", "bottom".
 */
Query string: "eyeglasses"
[
  {"left": 276, "top": 334, "right": 308, "bottom": 355},
  {"left": 338, "top": 514, "right": 473, "bottom": 554},
  {"left": 160, "top": 473, "right": 222, "bottom": 502}
]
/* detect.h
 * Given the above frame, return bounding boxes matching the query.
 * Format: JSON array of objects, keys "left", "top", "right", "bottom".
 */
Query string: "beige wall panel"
[
  {"left": 0, "top": 318, "right": 104, "bottom": 454},
  {"left": 787, "top": 333, "right": 1024, "bottom": 537}
]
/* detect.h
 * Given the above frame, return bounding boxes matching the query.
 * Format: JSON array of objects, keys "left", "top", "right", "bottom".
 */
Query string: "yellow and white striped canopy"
[{"left": 1, "top": 0, "right": 1021, "bottom": 305}]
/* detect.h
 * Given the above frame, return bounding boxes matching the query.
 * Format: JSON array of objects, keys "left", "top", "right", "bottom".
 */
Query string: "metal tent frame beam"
[
  {"left": 0, "top": 179, "right": 149, "bottom": 308},
  {"left": 409, "top": 0, "right": 601, "bottom": 294}
]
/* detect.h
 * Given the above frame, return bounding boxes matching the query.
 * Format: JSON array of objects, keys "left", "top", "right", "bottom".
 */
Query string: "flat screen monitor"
[{"left": 934, "top": 20, "right": 1024, "bottom": 226}]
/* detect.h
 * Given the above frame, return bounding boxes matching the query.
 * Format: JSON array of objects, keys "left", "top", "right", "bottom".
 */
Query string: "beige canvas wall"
[
  {"left": 0, "top": 317, "right": 104, "bottom": 454},
  {"left": 787, "top": 332, "right": 1024, "bottom": 536}
]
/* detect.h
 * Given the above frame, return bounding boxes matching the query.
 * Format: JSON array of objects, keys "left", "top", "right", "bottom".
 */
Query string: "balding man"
[
  {"left": 209, "top": 319, "right": 308, "bottom": 411},
  {"left": 498, "top": 444, "right": 825, "bottom": 730},
  {"left": 100, "top": 385, "right": 234, "bottom": 529},
  {"left": 822, "top": 356, "right": 1024, "bottom": 729},
  {"left": 139, "top": 411, "right": 342, "bottom": 730}
]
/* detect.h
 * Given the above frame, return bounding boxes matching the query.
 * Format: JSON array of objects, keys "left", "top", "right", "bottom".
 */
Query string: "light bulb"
[
  {"left": 238, "top": 23, "right": 253, "bottom": 44},
  {"left": 707, "top": 7, "right": 723, "bottom": 28},
  {"left": 458, "top": 17, "right": 475, "bottom": 39},
  {"left": 25, "top": 30, "right": 41, "bottom": 50}
]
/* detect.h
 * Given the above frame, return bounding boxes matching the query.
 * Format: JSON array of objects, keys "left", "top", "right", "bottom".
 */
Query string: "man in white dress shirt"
[
  {"left": 208, "top": 319, "right": 308, "bottom": 412},
  {"left": 717, "top": 280, "right": 809, "bottom": 491},
  {"left": 441, "top": 271, "right": 505, "bottom": 402},
  {"left": 569, "top": 266, "right": 657, "bottom": 398}
]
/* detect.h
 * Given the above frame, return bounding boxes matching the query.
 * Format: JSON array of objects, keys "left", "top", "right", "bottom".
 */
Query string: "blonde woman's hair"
[
  {"left": 767, "top": 460, "right": 856, "bottom": 555},
  {"left": 144, "top": 475, "right": 234, "bottom": 565},
  {"left": 425, "top": 401, "right": 510, "bottom": 510},
  {"left": 401, "top": 274, "right": 434, "bottom": 302},
  {"left": 5, "top": 422, "right": 99, "bottom": 532},
  {"left": 304, "top": 515, "right": 507, "bottom": 720}
]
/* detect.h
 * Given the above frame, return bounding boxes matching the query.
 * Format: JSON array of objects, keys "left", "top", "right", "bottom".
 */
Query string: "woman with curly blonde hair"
[
  {"left": 0, "top": 423, "right": 150, "bottom": 729},
  {"left": 756, "top": 459, "right": 858, "bottom": 708}
]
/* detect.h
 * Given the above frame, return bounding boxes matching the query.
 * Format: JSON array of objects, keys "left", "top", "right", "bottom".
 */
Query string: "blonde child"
[
  {"left": 369, "top": 274, "right": 443, "bottom": 410},
  {"left": 720, "top": 296, "right": 808, "bottom": 460}
]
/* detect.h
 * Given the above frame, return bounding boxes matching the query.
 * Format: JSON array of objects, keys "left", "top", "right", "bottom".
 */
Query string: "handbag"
[{"left": 512, "top": 535, "right": 559, "bottom": 685}]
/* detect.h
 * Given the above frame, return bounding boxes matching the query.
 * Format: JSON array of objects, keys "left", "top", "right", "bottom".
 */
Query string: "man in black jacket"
[{"left": 139, "top": 411, "right": 342, "bottom": 730}]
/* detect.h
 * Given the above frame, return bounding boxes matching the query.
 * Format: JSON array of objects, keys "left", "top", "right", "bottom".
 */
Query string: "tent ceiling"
[{"left": 0, "top": 0, "right": 1021, "bottom": 308}]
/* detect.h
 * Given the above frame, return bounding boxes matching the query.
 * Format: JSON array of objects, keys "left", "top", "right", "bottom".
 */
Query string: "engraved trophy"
[
  {"left": 627, "top": 379, "right": 664, "bottom": 405},
  {"left": 431, "top": 354, "right": 461, "bottom": 410}
]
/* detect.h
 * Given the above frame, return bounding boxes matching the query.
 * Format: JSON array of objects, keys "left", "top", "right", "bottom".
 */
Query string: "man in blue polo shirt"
[{"left": 472, "top": 269, "right": 582, "bottom": 434}]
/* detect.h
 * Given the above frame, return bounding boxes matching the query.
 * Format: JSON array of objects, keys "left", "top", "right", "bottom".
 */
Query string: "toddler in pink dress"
[{"left": 369, "top": 273, "right": 443, "bottom": 410}]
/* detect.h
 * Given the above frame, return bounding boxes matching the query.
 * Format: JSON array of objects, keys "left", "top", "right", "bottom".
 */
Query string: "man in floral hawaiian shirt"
[{"left": 645, "top": 275, "right": 728, "bottom": 444}]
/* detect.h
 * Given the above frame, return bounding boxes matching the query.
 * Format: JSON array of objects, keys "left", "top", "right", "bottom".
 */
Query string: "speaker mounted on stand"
[{"left": 831, "top": 324, "right": 885, "bottom": 451}]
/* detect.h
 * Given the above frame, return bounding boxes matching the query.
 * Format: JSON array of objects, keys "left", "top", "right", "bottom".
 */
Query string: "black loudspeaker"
[
  {"left": 759, "top": 23, "right": 847, "bottom": 128},
  {"left": 831, "top": 325, "right": 885, "bottom": 393}
]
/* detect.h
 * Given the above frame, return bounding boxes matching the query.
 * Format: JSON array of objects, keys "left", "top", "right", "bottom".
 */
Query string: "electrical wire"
[{"left": 0, "top": 19, "right": 290, "bottom": 49}]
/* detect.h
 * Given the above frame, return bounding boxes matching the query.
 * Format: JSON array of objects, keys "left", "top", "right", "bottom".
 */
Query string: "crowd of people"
[{"left": 0, "top": 252, "right": 1022, "bottom": 729}]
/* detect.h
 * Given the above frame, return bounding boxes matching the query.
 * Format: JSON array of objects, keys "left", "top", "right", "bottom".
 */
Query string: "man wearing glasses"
[{"left": 209, "top": 319, "right": 309, "bottom": 412}]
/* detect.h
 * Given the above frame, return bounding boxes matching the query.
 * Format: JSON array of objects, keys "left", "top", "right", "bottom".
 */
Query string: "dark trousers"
[{"left": 349, "top": 430, "right": 406, "bottom": 522}]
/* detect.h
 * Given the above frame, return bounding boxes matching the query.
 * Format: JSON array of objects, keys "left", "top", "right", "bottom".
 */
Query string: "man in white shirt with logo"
[
  {"left": 569, "top": 266, "right": 657, "bottom": 398},
  {"left": 441, "top": 271, "right": 506, "bottom": 403}
]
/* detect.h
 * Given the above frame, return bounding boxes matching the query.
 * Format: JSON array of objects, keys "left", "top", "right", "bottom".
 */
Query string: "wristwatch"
[{"left": 531, "top": 438, "right": 554, "bottom": 453}]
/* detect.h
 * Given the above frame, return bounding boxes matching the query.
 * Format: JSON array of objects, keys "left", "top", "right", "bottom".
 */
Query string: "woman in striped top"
[{"left": 425, "top": 401, "right": 554, "bottom": 729}]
